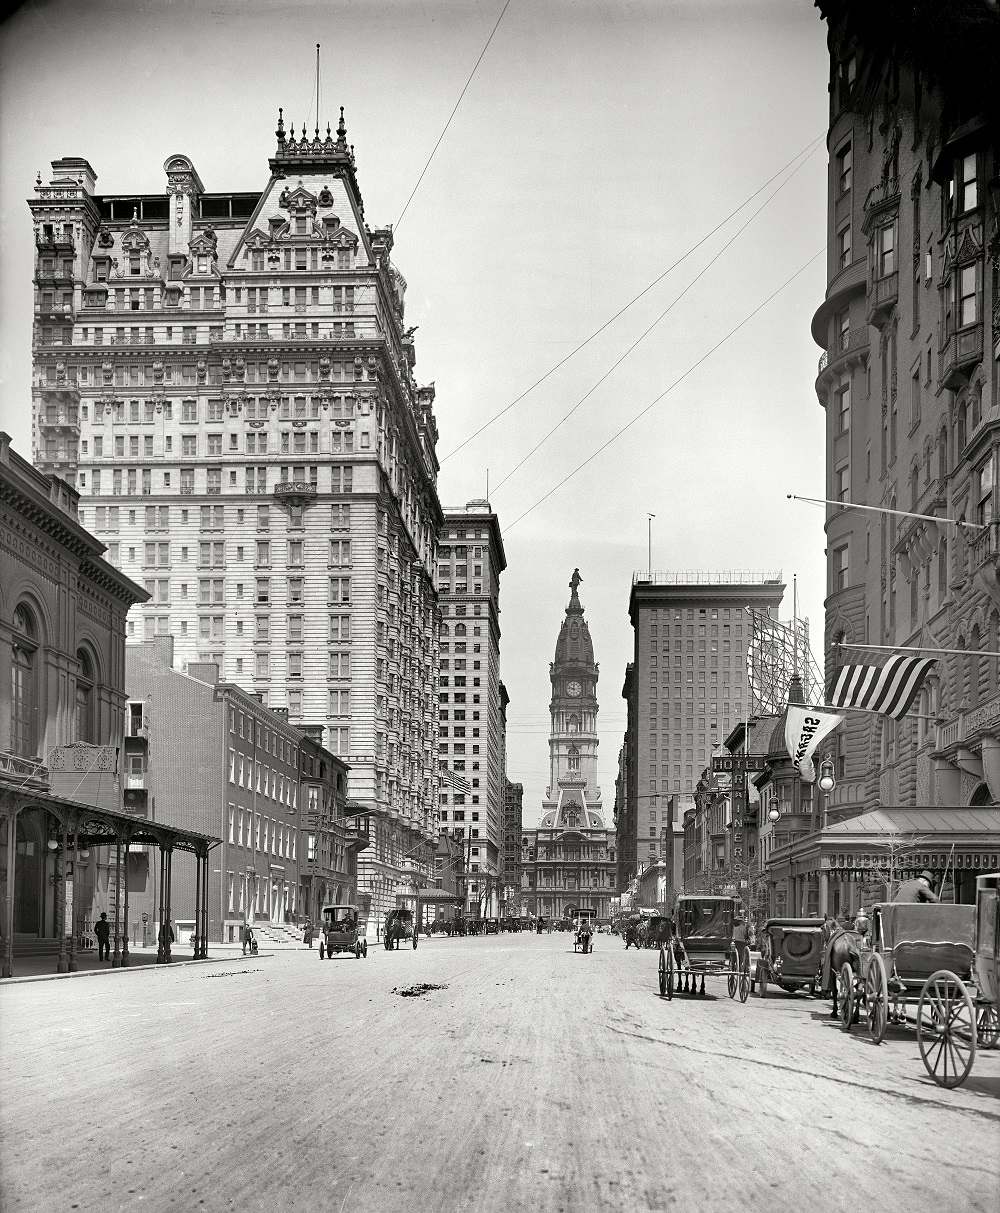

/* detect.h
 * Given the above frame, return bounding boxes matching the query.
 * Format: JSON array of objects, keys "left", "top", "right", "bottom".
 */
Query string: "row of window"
[
  {"left": 227, "top": 805, "right": 297, "bottom": 860},
  {"left": 84, "top": 465, "right": 355, "bottom": 495},
  {"left": 82, "top": 429, "right": 360, "bottom": 458}
]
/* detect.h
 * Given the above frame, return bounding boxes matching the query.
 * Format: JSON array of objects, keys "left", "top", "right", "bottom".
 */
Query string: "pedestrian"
[
  {"left": 158, "top": 919, "right": 174, "bottom": 952},
  {"left": 243, "top": 925, "right": 254, "bottom": 955},
  {"left": 304, "top": 920, "right": 313, "bottom": 948},
  {"left": 95, "top": 912, "right": 111, "bottom": 961},
  {"left": 893, "top": 870, "right": 940, "bottom": 904}
]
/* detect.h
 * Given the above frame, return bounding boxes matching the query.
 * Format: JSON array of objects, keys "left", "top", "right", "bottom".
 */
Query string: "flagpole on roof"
[
  {"left": 833, "top": 641, "right": 1000, "bottom": 658},
  {"left": 793, "top": 575, "right": 799, "bottom": 681},
  {"left": 802, "top": 701, "right": 941, "bottom": 721}
]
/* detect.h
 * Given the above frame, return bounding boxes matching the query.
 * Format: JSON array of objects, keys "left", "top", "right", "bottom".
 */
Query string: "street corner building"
[
  {"left": 0, "top": 434, "right": 217, "bottom": 977},
  {"left": 807, "top": 1, "right": 1000, "bottom": 885},
  {"left": 25, "top": 109, "right": 453, "bottom": 935},
  {"left": 521, "top": 571, "right": 616, "bottom": 923}
]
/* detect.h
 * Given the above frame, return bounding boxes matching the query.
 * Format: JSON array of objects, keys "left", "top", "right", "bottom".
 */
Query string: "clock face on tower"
[{"left": 566, "top": 680, "right": 582, "bottom": 697}]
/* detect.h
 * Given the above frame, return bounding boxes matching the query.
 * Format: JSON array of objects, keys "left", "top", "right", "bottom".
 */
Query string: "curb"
[{"left": 0, "top": 951, "right": 276, "bottom": 986}]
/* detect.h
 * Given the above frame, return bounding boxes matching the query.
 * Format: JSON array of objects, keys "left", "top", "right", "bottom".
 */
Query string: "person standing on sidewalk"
[{"left": 95, "top": 912, "right": 111, "bottom": 961}]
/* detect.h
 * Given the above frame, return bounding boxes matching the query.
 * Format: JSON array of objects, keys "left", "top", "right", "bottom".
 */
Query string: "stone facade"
[
  {"left": 26, "top": 113, "right": 445, "bottom": 932},
  {"left": 813, "top": 2, "right": 1000, "bottom": 815}
]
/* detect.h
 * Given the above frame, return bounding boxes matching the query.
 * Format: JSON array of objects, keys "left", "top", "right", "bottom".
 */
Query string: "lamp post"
[{"left": 816, "top": 759, "right": 836, "bottom": 917}]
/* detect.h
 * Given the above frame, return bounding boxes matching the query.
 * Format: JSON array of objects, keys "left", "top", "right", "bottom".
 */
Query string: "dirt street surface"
[{"left": 2, "top": 932, "right": 998, "bottom": 1212}]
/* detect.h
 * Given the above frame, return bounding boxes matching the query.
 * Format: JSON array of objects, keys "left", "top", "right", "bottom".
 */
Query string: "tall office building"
[
  {"left": 622, "top": 573, "right": 785, "bottom": 890},
  {"left": 27, "top": 112, "right": 444, "bottom": 930},
  {"left": 436, "top": 501, "right": 506, "bottom": 917}
]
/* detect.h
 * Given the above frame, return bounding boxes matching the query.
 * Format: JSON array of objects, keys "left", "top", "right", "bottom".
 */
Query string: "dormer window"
[
  {"left": 168, "top": 258, "right": 184, "bottom": 281},
  {"left": 295, "top": 216, "right": 307, "bottom": 235},
  {"left": 94, "top": 259, "right": 110, "bottom": 282},
  {"left": 197, "top": 256, "right": 208, "bottom": 273}
]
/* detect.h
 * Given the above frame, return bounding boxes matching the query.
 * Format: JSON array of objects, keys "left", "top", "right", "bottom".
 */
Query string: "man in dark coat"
[
  {"left": 94, "top": 912, "right": 111, "bottom": 961},
  {"left": 893, "top": 870, "right": 939, "bottom": 904}
]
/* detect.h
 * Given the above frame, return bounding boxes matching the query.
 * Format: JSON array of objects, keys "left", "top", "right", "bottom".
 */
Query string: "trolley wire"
[
  {"left": 440, "top": 132, "right": 824, "bottom": 464},
  {"left": 503, "top": 248, "right": 825, "bottom": 532},
  {"left": 396, "top": 0, "right": 514, "bottom": 232},
  {"left": 490, "top": 142, "right": 822, "bottom": 494}
]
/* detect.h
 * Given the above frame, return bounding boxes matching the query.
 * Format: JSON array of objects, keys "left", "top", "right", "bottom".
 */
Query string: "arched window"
[
  {"left": 910, "top": 463, "right": 919, "bottom": 509},
  {"left": 567, "top": 714, "right": 579, "bottom": 734},
  {"left": 937, "top": 428, "right": 948, "bottom": 480},
  {"left": 76, "top": 649, "right": 96, "bottom": 743},
  {"left": 956, "top": 403, "right": 966, "bottom": 454},
  {"left": 11, "top": 605, "right": 39, "bottom": 757},
  {"left": 568, "top": 745, "right": 580, "bottom": 771}
]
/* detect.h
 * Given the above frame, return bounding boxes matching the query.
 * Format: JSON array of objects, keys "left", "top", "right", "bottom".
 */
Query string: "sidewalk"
[{"left": 0, "top": 941, "right": 269, "bottom": 984}]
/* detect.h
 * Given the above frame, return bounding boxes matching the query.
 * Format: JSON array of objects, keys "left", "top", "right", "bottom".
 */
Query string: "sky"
[{"left": 0, "top": 0, "right": 832, "bottom": 825}]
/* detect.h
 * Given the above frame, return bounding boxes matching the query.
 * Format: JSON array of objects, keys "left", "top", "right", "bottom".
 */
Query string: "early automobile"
[
  {"left": 756, "top": 918, "right": 825, "bottom": 998},
  {"left": 318, "top": 904, "right": 368, "bottom": 961},
  {"left": 658, "top": 895, "right": 751, "bottom": 1004}
]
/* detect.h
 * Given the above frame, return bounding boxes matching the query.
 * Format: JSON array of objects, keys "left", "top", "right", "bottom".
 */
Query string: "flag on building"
[
  {"left": 784, "top": 704, "right": 844, "bottom": 782},
  {"left": 827, "top": 653, "right": 936, "bottom": 720}
]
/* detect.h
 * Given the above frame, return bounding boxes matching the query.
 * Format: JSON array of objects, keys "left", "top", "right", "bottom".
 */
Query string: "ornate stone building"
[
  {"left": 521, "top": 572, "right": 615, "bottom": 921},
  {"left": 26, "top": 111, "right": 444, "bottom": 933},
  {"left": 813, "top": 3, "right": 1000, "bottom": 817}
]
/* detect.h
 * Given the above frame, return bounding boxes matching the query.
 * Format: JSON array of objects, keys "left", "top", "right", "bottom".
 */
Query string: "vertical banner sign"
[
  {"left": 64, "top": 878, "right": 74, "bottom": 935},
  {"left": 711, "top": 756, "right": 766, "bottom": 902}
]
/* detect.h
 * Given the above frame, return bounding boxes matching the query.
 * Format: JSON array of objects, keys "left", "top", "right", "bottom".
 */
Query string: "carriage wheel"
[
  {"left": 839, "top": 963, "right": 854, "bottom": 1033},
  {"left": 917, "top": 970, "right": 977, "bottom": 1089},
  {"left": 738, "top": 947, "right": 751, "bottom": 1004},
  {"left": 727, "top": 947, "right": 738, "bottom": 1000},
  {"left": 362, "top": 940, "right": 368, "bottom": 958},
  {"left": 658, "top": 947, "right": 667, "bottom": 996},
  {"left": 318, "top": 941, "right": 325, "bottom": 960},
  {"left": 355, "top": 941, "right": 361, "bottom": 959},
  {"left": 866, "top": 953, "right": 889, "bottom": 1045},
  {"left": 976, "top": 1003, "right": 999, "bottom": 1049},
  {"left": 758, "top": 961, "right": 768, "bottom": 998}
]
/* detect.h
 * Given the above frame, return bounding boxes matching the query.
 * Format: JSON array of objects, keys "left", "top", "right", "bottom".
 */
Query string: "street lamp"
[
  {"left": 817, "top": 758, "right": 836, "bottom": 834},
  {"left": 767, "top": 797, "right": 781, "bottom": 824}
]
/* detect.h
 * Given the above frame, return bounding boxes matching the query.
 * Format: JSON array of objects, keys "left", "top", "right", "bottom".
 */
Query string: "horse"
[
  {"left": 821, "top": 917, "right": 863, "bottom": 1021},
  {"left": 383, "top": 911, "right": 411, "bottom": 950}
]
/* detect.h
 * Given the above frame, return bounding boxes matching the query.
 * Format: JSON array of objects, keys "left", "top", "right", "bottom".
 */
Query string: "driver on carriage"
[{"left": 893, "top": 870, "right": 939, "bottom": 904}]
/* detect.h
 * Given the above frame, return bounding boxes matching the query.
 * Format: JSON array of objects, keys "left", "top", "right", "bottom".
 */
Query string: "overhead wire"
[
  {"left": 396, "top": 0, "right": 514, "bottom": 232},
  {"left": 490, "top": 142, "right": 822, "bottom": 494},
  {"left": 439, "top": 132, "right": 825, "bottom": 464},
  {"left": 504, "top": 247, "right": 826, "bottom": 531}
]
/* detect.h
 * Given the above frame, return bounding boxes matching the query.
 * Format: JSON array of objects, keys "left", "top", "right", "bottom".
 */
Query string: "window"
[
  {"left": 837, "top": 225, "right": 851, "bottom": 269},
  {"left": 959, "top": 264, "right": 978, "bottom": 327},
  {"left": 960, "top": 153, "right": 978, "bottom": 212},
  {"left": 977, "top": 455, "right": 994, "bottom": 526},
  {"left": 833, "top": 544, "right": 849, "bottom": 592},
  {"left": 835, "top": 379, "right": 850, "bottom": 434},
  {"left": 835, "top": 465, "right": 849, "bottom": 502},
  {"left": 836, "top": 141, "right": 852, "bottom": 195},
  {"left": 878, "top": 224, "right": 895, "bottom": 277}
]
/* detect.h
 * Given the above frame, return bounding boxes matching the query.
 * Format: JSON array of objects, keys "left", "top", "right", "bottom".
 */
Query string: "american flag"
[{"left": 827, "top": 653, "right": 936, "bottom": 720}]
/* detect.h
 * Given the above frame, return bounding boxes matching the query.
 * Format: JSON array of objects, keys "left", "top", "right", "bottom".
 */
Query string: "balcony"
[
  {"left": 273, "top": 480, "right": 317, "bottom": 506},
  {"left": 0, "top": 751, "right": 50, "bottom": 790},
  {"left": 939, "top": 324, "right": 984, "bottom": 393},
  {"left": 969, "top": 520, "right": 999, "bottom": 575},
  {"left": 866, "top": 272, "right": 898, "bottom": 329},
  {"left": 109, "top": 335, "right": 154, "bottom": 345},
  {"left": 126, "top": 773, "right": 147, "bottom": 790},
  {"left": 38, "top": 412, "right": 80, "bottom": 432},
  {"left": 817, "top": 327, "right": 871, "bottom": 380},
  {"left": 36, "top": 233, "right": 75, "bottom": 254}
]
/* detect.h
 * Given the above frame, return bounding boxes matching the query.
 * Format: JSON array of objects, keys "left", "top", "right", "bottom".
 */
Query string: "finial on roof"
[
  {"left": 36, "top": 170, "right": 41, "bottom": 185},
  {"left": 336, "top": 106, "right": 348, "bottom": 150},
  {"left": 276, "top": 107, "right": 285, "bottom": 143},
  {"left": 131, "top": 207, "right": 139, "bottom": 224}
]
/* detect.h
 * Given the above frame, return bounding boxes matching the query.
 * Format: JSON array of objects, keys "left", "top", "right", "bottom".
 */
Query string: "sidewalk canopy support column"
[
  {"left": 193, "top": 848, "right": 202, "bottom": 959},
  {"left": 57, "top": 817, "right": 69, "bottom": 973},
  {"left": 2, "top": 808, "right": 21, "bottom": 979},
  {"left": 121, "top": 830, "right": 131, "bottom": 967},
  {"left": 111, "top": 834, "right": 122, "bottom": 968}
]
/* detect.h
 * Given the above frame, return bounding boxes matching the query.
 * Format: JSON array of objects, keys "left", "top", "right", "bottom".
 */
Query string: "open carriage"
[
  {"left": 318, "top": 904, "right": 368, "bottom": 961},
  {"left": 839, "top": 876, "right": 1000, "bottom": 1088},
  {"left": 657, "top": 895, "right": 751, "bottom": 1003},
  {"left": 756, "top": 918, "right": 825, "bottom": 998}
]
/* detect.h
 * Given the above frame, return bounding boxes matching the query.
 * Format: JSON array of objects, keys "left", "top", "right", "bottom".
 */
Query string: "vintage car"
[{"left": 318, "top": 904, "right": 368, "bottom": 961}]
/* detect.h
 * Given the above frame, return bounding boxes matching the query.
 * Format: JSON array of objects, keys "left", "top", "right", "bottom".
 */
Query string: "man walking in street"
[{"left": 95, "top": 912, "right": 111, "bottom": 961}]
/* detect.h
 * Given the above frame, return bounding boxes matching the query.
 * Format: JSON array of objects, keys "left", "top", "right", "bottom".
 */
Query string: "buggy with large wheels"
[
  {"left": 644, "top": 914, "right": 674, "bottom": 949},
  {"left": 318, "top": 904, "right": 368, "bottom": 961},
  {"left": 384, "top": 906, "right": 417, "bottom": 950},
  {"left": 574, "top": 910, "right": 595, "bottom": 954},
  {"left": 838, "top": 891, "right": 999, "bottom": 1088},
  {"left": 756, "top": 918, "right": 825, "bottom": 998},
  {"left": 657, "top": 895, "right": 751, "bottom": 1003}
]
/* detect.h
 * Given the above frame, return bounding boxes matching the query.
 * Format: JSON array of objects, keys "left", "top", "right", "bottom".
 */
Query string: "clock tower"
[{"left": 539, "top": 569, "right": 602, "bottom": 827}]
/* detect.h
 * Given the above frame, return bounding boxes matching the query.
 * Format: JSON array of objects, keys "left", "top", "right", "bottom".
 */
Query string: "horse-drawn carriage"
[
  {"left": 838, "top": 876, "right": 1000, "bottom": 1088},
  {"left": 318, "top": 904, "right": 368, "bottom": 961},
  {"left": 574, "top": 910, "right": 595, "bottom": 954},
  {"left": 658, "top": 895, "right": 751, "bottom": 1003},
  {"left": 756, "top": 918, "right": 824, "bottom": 998},
  {"left": 384, "top": 906, "right": 417, "bottom": 950},
  {"left": 643, "top": 914, "right": 674, "bottom": 950}
]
